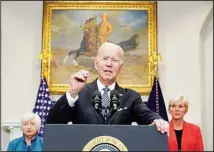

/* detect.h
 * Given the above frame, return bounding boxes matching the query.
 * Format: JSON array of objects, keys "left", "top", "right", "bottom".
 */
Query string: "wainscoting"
[{"left": 1, "top": 121, "right": 22, "bottom": 151}]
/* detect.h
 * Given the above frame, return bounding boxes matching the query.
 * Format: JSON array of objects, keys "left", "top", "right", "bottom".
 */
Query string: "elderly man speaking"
[{"left": 47, "top": 42, "right": 169, "bottom": 134}]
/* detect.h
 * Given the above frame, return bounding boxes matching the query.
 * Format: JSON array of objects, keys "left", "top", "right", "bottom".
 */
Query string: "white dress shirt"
[{"left": 66, "top": 79, "right": 116, "bottom": 107}]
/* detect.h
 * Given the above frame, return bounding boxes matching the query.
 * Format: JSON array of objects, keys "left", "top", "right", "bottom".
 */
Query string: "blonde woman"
[
  {"left": 7, "top": 113, "right": 43, "bottom": 151},
  {"left": 168, "top": 96, "right": 204, "bottom": 151}
]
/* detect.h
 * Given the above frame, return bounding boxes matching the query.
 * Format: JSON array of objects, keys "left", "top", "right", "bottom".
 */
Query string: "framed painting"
[{"left": 41, "top": 1, "right": 158, "bottom": 95}]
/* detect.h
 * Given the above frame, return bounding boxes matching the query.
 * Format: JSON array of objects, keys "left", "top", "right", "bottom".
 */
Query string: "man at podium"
[{"left": 46, "top": 42, "right": 168, "bottom": 134}]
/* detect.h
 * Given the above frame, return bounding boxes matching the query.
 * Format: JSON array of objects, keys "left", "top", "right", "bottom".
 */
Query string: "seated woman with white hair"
[
  {"left": 168, "top": 95, "right": 204, "bottom": 151},
  {"left": 7, "top": 112, "right": 43, "bottom": 151}
]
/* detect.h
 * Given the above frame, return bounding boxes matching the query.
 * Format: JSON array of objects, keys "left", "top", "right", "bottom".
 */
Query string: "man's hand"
[
  {"left": 150, "top": 119, "right": 169, "bottom": 135},
  {"left": 69, "top": 70, "right": 90, "bottom": 97}
]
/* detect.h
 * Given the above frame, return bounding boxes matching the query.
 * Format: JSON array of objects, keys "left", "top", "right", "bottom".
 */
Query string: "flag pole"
[
  {"left": 149, "top": 52, "right": 162, "bottom": 114},
  {"left": 33, "top": 50, "right": 52, "bottom": 136},
  {"left": 148, "top": 52, "right": 168, "bottom": 121}
]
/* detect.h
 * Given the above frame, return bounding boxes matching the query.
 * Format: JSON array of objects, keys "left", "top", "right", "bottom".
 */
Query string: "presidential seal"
[{"left": 82, "top": 136, "right": 128, "bottom": 151}]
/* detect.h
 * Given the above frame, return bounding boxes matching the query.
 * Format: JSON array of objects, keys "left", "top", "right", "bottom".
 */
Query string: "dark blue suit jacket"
[{"left": 46, "top": 79, "right": 162, "bottom": 125}]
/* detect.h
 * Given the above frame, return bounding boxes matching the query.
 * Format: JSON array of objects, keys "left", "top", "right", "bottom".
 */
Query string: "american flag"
[
  {"left": 147, "top": 76, "right": 168, "bottom": 122},
  {"left": 33, "top": 76, "right": 53, "bottom": 137}
]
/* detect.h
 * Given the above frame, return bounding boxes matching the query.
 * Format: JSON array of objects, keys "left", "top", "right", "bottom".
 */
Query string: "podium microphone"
[
  {"left": 92, "top": 90, "right": 102, "bottom": 110},
  {"left": 110, "top": 90, "right": 120, "bottom": 111}
]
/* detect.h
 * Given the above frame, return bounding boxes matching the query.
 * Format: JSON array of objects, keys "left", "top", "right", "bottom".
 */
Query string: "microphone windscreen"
[
  {"left": 93, "top": 90, "right": 101, "bottom": 99},
  {"left": 110, "top": 90, "right": 119, "bottom": 99}
]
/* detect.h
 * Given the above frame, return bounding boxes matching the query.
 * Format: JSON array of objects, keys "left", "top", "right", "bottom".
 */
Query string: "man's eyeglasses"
[{"left": 98, "top": 56, "right": 121, "bottom": 64}]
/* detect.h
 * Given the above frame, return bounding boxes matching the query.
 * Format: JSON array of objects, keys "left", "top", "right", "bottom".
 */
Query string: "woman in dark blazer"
[{"left": 168, "top": 96, "right": 204, "bottom": 151}]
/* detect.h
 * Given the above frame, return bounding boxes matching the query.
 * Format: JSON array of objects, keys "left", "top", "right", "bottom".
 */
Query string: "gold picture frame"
[{"left": 41, "top": 1, "right": 158, "bottom": 95}]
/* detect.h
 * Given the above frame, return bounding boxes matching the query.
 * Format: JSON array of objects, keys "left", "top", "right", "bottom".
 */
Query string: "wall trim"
[
  {"left": 1, "top": 121, "right": 21, "bottom": 127},
  {"left": 1, "top": 121, "right": 22, "bottom": 141}
]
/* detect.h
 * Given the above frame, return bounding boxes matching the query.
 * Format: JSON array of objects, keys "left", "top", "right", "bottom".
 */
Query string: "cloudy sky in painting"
[{"left": 51, "top": 10, "right": 148, "bottom": 50}]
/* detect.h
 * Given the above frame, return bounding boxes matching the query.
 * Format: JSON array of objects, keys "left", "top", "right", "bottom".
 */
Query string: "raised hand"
[{"left": 68, "top": 70, "right": 90, "bottom": 97}]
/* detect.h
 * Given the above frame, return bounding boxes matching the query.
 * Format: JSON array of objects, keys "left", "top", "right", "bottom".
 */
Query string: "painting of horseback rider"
[
  {"left": 64, "top": 13, "right": 140, "bottom": 67},
  {"left": 50, "top": 9, "right": 151, "bottom": 86}
]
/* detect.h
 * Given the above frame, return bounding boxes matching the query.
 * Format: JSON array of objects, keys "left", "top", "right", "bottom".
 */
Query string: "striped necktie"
[{"left": 101, "top": 87, "right": 110, "bottom": 118}]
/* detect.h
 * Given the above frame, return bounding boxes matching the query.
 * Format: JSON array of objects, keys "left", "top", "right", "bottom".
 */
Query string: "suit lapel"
[
  {"left": 169, "top": 120, "right": 179, "bottom": 151},
  {"left": 107, "top": 83, "right": 125, "bottom": 123},
  {"left": 181, "top": 121, "right": 188, "bottom": 150},
  {"left": 88, "top": 80, "right": 125, "bottom": 124},
  {"left": 169, "top": 120, "right": 188, "bottom": 151},
  {"left": 87, "top": 79, "right": 104, "bottom": 124}
]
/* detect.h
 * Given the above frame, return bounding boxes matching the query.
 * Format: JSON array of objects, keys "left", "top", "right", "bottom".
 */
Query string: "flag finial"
[{"left": 149, "top": 52, "right": 162, "bottom": 78}]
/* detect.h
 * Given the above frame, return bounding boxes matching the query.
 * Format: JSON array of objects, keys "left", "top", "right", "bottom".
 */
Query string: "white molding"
[
  {"left": 1, "top": 121, "right": 22, "bottom": 141},
  {"left": 1, "top": 121, "right": 21, "bottom": 127}
]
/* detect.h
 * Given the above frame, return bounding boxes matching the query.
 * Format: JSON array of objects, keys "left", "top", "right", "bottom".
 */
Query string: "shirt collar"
[
  {"left": 22, "top": 133, "right": 38, "bottom": 144},
  {"left": 97, "top": 79, "right": 115, "bottom": 91}
]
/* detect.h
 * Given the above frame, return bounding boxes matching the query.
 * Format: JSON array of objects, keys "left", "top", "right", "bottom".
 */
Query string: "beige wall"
[
  {"left": 2, "top": 1, "right": 43, "bottom": 121},
  {"left": 1, "top": 1, "right": 213, "bottom": 151}
]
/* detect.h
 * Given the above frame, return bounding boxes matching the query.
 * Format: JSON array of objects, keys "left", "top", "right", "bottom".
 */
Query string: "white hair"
[
  {"left": 21, "top": 112, "right": 41, "bottom": 129},
  {"left": 97, "top": 42, "right": 124, "bottom": 64},
  {"left": 168, "top": 95, "right": 189, "bottom": 112}
]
